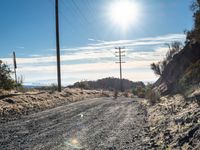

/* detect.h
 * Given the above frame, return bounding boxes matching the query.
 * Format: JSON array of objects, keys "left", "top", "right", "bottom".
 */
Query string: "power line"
[
  {"left": 48, "top": 0, "right": 89, "bottom": 48},
  {"left": 50, "top": 0, "right": 104, "bottom": 43},
  {"left": 84, "top": 0, "right": 97, "bottom": 21},
  {"left": 61, "top": 0, "right": 85, "bottom": 26},
  {"left": 51, "top": 0, "right": 107, "bottom": 65},
  {"left": 71, "top": 0, "right": 90, "bottom": 24},
  {"left": 115, "top": 47, "right": 126, "bottom": 92},
  {"left": 49, "top": 0, "right": 79, "bottom": 31}
]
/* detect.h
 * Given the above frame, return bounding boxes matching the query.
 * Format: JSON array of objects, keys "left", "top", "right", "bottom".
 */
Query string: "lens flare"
[
  {"left": 71, "top": 138, "right": 79, "bottom": 145},
  {"left": 63, "top": 137, "right": 82, "bottom": 149}
]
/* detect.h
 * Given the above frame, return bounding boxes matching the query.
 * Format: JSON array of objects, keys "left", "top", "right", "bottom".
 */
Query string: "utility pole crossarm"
[
  {"left": 115, "top": 62, "right": 126, "bottom": 63},
  {"left": 115, "top": 51, "right": 125, "bottom": 53},
  {"left": 115, "top": 55, "right": 125, "bottom": 57}
]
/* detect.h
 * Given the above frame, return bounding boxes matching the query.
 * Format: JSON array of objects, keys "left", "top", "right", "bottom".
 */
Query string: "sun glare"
[{"left": 108, "top": 0, "right": 140, "bottom": 31}]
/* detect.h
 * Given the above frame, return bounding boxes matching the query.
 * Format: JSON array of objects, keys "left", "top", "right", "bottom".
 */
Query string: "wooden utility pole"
[
  {"left": 13, "top": 51, "right": 17, "bottom": 84},
  {"left": 55, "top": 0, "right": 62, "bottom": 92},
  {"left": 115, "top": 47, "right": 125, "bottom": 92}
]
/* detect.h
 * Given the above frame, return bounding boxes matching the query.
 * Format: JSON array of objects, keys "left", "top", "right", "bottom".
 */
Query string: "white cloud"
[{"left": 1, "top": 33, "right": 185, "bottom": 85}]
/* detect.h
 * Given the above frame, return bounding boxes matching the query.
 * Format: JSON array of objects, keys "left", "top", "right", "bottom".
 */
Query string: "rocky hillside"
[
  {"left": 154, "top": 42, "right": 200, "bottom": 95},
  {"left": 69, "top": 77, "right": 145, "bottom": 91}
]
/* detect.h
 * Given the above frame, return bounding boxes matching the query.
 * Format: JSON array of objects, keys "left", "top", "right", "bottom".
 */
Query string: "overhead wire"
[
  {"left": 61, "top": 0, "right": 86, "bottom": 26},
  {"left": 48, "top": 0, "right": 112, "bottom": 57},
  {"left": 70, "top": 0, "right": 91, "bottom": 25},
  {"left": 48, "top": 0, "right": 88, "bottom": 40}
]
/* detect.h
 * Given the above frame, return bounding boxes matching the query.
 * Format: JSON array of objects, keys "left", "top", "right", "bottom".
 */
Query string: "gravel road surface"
[{"left": 0, "top": 97, "right": 149, "bottom": 150}]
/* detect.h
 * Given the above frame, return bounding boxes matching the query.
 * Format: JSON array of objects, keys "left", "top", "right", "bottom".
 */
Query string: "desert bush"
[
  {"left": 150, "top": 63, "right": 162, "bottom": 76},
  {"left": 101, "top": 91, "right": 110, "bottom": 97},
  {"left": 144, "top": 83, "right": 161, "bottom": 105},
  {"left": 113, "top": 90, "right": 118, "bottom": 99},
  {"left": 146, "top": 90, "right": 161, "bottom": 105},
  {"left": 165, "top": 41, "right": 183, "bottom": 61},
  {"left": 123, "top": 91, "right": 129, "bottom": 97}
]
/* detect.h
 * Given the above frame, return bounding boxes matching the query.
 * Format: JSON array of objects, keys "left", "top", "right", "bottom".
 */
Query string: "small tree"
[
  {"left": 186, "top": 0, "right": 200, "bottom": 42},
  {"left": 0, "top": 60, "right": 15, "bottom": 90}
]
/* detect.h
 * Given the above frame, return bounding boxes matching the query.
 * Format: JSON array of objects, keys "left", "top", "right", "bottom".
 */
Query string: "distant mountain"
[{"left": 69, "top": 77, "right": 145, "bottom": 91}]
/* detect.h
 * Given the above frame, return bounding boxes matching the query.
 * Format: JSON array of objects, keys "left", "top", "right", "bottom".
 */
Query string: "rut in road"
[{"left": 0, "top": 98, "right": 149, "bottom": 150}]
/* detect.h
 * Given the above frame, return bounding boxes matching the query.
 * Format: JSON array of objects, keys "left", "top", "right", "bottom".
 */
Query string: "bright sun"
[{"left": 109, "top": 0, "right": 139, "bottom": 30}]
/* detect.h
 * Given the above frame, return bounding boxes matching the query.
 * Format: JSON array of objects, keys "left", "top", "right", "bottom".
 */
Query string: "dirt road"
[{"left": 0, "top": 97, "right": 150, "bottom": 150}]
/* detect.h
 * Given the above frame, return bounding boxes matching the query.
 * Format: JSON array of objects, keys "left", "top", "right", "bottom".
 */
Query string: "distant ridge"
[{"left": 69, "top": 77, "right": 145, "bottom": 91}]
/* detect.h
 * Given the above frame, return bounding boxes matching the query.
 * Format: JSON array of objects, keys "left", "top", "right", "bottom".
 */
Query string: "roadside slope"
[{"left": 145, "top": 89, "right": 200, "bottom": 149}]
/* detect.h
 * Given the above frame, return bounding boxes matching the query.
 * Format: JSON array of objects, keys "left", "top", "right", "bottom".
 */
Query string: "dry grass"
[{"left": 0, "top": 88, "right": 109, "bottom": 121}]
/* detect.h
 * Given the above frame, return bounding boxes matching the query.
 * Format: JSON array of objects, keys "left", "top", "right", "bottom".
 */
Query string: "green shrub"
[
  {"left": 0, "top": 60, "right": 15, "bottom": 90},
  {"left": 132, "top": 86, "right": 146, "bottom": 98}
]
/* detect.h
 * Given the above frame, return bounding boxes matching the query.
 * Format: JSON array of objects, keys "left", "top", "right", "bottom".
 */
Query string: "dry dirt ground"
[{"left": 0, "top": 97, "right": 150, "bottom": 150}]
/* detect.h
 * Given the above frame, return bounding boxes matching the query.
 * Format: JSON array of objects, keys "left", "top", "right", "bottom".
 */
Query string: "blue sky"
[{"left": 0, "top": 0, "right": 194, "bottom": 85}]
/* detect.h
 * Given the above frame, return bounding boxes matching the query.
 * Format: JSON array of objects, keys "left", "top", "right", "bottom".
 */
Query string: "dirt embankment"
[
  {"left": 0, "top": 88, "right": 111, "bottom": 122},
  {"left": 154, "top": 42, "right": 200, "bottom": 95},
  {"left": 144, "top": 89, "right": 200, "bottom": 149}
]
